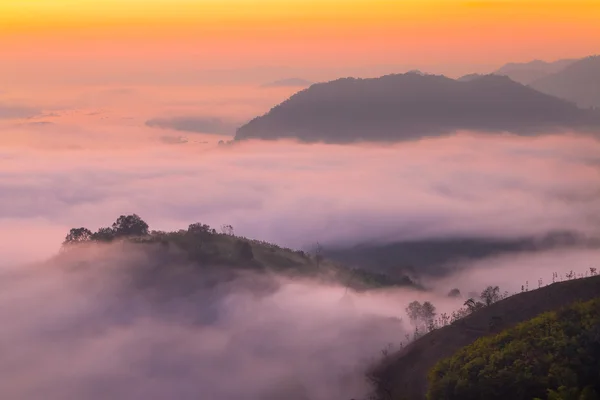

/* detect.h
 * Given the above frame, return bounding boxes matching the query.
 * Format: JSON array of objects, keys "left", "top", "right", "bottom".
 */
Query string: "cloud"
[
  {"left": 427, "top": 247, "right": 600, "bottom": 296},
  {"left": 146, "top": 116, "right": 240, "bottom": 135},
  {"left": 0, "top": 127, "right": 599, "bottom": 268},
  {"left": 159, "top": 135, "right": 190, "bottom": 145},
  {"left": 0, "top": 103, "right": 41, "bottom": 119},
  {"left": 0, "top": 242, "right": 421, "bottom": 400},
  {"left": 24, "top": 121, "right": 54, "bottom": 127},
  {"left": 1, "top": 239, "right": 597, "bottom": 400}
]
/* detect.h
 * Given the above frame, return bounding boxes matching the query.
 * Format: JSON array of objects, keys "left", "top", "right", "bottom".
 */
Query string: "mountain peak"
[
  {"left": 236, "top": 73, "right": 596, "bottom": 144},
  {"left": 529, "top": 55, "right": 600, "bottom": 108},
  {"left": 494, "top": 57, "right": 579, "bottom": 84}
]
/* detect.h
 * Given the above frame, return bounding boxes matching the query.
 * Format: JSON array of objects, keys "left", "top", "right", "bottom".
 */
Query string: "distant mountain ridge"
[
  {"left": 236, "top": 72, "right": 600, "bottom": 143},
  {"left": 323, "top": 231, "right": 600, "bottom": 280},
  {"left": 494, "top": 58, "right": 579, "bottom": 84},
  {"left": 456, "top": 73, "right": 484, "bottom": 82},
  {"left": 529, "top": 55, "right": 600, "bottom": 108}
]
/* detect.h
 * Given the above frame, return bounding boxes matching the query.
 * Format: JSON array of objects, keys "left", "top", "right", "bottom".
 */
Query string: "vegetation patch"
[{"left": 428, "top": 297, "right": 600, "bottom": 400}]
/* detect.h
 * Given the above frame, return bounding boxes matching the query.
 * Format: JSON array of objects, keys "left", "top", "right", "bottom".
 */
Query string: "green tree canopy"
[{"left": 428, "top": 298, "right": 600, "bottom": 400}]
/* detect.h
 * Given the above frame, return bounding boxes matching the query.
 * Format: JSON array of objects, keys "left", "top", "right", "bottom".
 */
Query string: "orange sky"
[{"left": 1, "top": 0, "right": 599, "bottom": 82}]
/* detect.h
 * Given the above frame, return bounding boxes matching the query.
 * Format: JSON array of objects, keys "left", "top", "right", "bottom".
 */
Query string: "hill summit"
[{"left": 236, "top": 73, "right": 599, "bottom": 144}]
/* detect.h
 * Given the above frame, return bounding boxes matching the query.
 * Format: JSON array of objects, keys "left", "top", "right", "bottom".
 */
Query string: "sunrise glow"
[{"left": 2, "top": 0, "right": 599, "bottom": 74}]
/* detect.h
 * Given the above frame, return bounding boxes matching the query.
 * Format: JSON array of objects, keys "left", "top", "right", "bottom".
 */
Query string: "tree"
[
  {"left": 188, "top": 223, "right": 213, "bottom": 235},
  {"left": 221, "top": 224, "right": 234, "bottom": 236},
  {"left": 315, "top": 242, "right": 323, "bottom": 268},
  {"left": 481, "top": 285, "right": 501, "bottom": 306},
  {"left": 111, "top": 214, "right": 149, "bottom": 237},
  {"left": 63, "top": 227, "right": 92, "bottom": 245},
  {"left": 406, "top": 301, "right": 423, "bottom": 327},
  {"left": 464, "top": 298, "right": 485, "bottom": 313},
  {"left": 91, "top": 227, "right": 115, "bottom": 242},
  {"left": 406, "top": 301, "right": 437, "bottom": 332},
  {"left": 422, "top": 301, "right": 437, "bottom": 329},
  {"left": 447, "top": 288, "right": 462, "bottom": 298}
]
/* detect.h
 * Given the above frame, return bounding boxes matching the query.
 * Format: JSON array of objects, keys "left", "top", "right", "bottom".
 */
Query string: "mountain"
[
  {"left": 529, "top": 55, "right": 600, "bottom": 108},
  {"left": 260, "top": 78, "right": 313, "bottom": 88},
  {"left": 369, "top": 274, "right": 600, "bottom": 400},
  {"left": 146, "top": 116, "right": 238, "bottom": 135},
  {"left": 456, "top": 73, "right": 484, "bottom": 82},
  {"left": 235, "top": 73, "right": 600, "bottom": 143},
  {"left": 494, "top": 58, "right": 578, "bottom": 84},
  {"left": 323, "top": 231, "right": 600, "bottom": 279}
]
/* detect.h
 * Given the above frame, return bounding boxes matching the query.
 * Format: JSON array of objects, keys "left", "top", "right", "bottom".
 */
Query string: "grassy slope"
[{"left": 371, "top": 275, "right": 600, "bottom": 400}]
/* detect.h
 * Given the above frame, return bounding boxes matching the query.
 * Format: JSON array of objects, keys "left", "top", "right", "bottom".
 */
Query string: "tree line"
[
  {"left": 402, "top": 285, "right": 508, "bottom": 341},
  {"left": 62, "top": 215, "right": 254, "bottom": 262},
  {"left": 63, "top": 214, "right": 239, "bottom": 245}
]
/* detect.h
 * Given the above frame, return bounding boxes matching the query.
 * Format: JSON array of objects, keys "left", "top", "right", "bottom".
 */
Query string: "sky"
[{"left": 2, "top": 0, "right": 599, "bottom": 84}]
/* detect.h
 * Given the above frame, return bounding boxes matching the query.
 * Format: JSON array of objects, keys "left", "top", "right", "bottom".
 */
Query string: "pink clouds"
[
  {"left": 0, "top": 244, "right": 410, "bottom": 399},
  {"left": 1, "top": 123, "right": 599, "bottom": 267}
]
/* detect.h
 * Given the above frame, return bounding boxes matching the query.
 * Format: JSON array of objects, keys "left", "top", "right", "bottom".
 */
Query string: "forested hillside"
[
  {"left": 428, "top": 297, "right": 600, "bottom": 400},
  {"left": 370, "top": 274, "right": 600, "bottom": 400}
]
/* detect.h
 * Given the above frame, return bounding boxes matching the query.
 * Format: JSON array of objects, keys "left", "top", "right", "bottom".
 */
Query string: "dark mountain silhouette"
[
  {"left": 529, "top": 55, "right": 600, "bottom": 108},
  {"left": 494, "top": 58, "right": 578, "bottom": 84},
  {"left": 456, "top": 73, "right": 484, "bottom": 82},
  {"left": 235, "top": 73, "right": 600, "bottom": 143},
  {"left": 146, "top": 116, "right": 238, "bottom": 135},
  {"left": 323, "top": 231, "right": 600, "bottom": 279},
  {"left": 260, "top": 78, "right": 313, "bottom": 88}
]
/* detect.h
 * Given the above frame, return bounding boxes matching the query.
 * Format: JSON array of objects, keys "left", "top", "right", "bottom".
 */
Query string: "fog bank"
[
  {"left": 1, "top": 130, "right": 599, "bottom": 266},
  {"left": 1, "top": 243, "right": 418, "bottom": 400}
]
